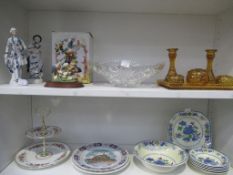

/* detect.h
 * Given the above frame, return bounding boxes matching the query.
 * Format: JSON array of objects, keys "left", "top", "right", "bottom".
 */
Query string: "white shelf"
[
  {"left": 2, "top": 156, "right": 232, "bottom": 175},
  {"left": 0, "top": 83, "right": 233, "bottom": 99}
]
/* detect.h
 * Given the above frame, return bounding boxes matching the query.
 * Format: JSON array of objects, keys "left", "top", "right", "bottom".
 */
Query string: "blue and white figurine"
[
  {"left": 27, "top": 35, "right": 43, "bottom": 84},
  {"left": 4, "top": 27, "right": 28, "bottom": 86}
]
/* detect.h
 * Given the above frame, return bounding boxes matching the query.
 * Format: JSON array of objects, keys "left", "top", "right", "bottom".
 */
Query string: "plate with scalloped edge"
[
  {"left": 15, "top": 142, "right": 71, "bottom": 170},
  {"left": 26, "top": 126, "right": 61, "bottom": 139},
  {"left": 168, "top": 109, "right": 211, "bottom": 151},
  {"left": 72, "top": 143, "right": 129, "bottom": 173}
]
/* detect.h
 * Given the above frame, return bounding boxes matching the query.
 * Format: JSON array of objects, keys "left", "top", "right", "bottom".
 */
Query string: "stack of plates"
[
  {"left": 189, "top": 148, "right": 230, "bottom": 174},
  {"left": 72, "top": 143, "right": 130, "bottom": 174}
]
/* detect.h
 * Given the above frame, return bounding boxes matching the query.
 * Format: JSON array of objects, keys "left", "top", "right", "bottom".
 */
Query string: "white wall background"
[
  {"left": 0, "top": 0, "right": 31, "bottom": 171},
  {"left": 211, "top": 100, "right": 233, "bottom": 166},
  {"left": 32, "top": 96, "right": 208, "bottom": 152},
  {"left": 28, "top": 11, "right": 216, "bottom": 82},
  {"left": 211, "top": 7, "right": 233, "bottom": 167},
  {"left": 214, "top": 7, "right": 233, "bottom": 75},
  {"left": 0, "top": 95, "right": 31, "bottom": 171},
  {"left": 0, "top": 0, "right": 28, "bottom": 84}
]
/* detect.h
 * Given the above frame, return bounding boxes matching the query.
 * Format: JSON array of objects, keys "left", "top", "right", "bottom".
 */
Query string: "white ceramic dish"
[
  {"left": 15, "top": 142, "right": 70, "bottom": 169},
  {"left": 72, "top": 143, "right": 129, "bottom": 174},
  {"left": 72, "top": 157, "right": 130, "bottom": 175},
  {"left": 189, "top": 161, "right": 229, "bottom": 175},
  {"left": 189, "top": 160, "right": 229, "bottom": 173},
  {"left": 189, "top": 148, "right": 229, "bottom": 174},
  {"left": 168, "top": 109, "right": 211, "bottom": 151},
  {"left": 189, "top": 148, "right": 229, "bottom": 168},
  {"left": 134, "top": 140, "right": 188, "bottom": 173},
  {"left": 190, "top": 157, "right": 229, "bottom": 170}
]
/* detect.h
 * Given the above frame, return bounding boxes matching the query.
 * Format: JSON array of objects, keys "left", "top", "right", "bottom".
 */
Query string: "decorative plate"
[
  {"left": 26, "top": 126, "right": 61, "bottom": 139},
  {"left": 190, "top": 156, "right": 229, "bottom": 170},
  {"left": 15, "top": 142, "right": 70, "bottom": 169},
  {"left": 72, "top": 157, "right": 130, "bottom": 175},
  {"left": 190, "top": 159, "right": 229, "bottom": 171},
  {"left": 189, "top": 160, "right": 229, "bottom": 173},
  {"left": 134, "top": 140, "right": 188, "bottom": 173},
  {"left": 189, "top": 148, "right": 229, "bottom": 168},
  {"left": 189, "top": 161, "right": 229, "bottom": 175},
  {"left": 168, "top": 109, "right": 211, "bottom": 151},
  {"left": 72, "top": 143, "right": 129, "bottom": 173}
]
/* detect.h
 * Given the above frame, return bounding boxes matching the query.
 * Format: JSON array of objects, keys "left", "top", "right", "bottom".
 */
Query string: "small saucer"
[{"left": 26, "top": 126, "right": 61, "bottom": 139}]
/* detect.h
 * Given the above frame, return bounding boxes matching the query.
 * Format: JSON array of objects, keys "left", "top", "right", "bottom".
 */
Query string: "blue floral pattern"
[
  {"left": 146, "top": 157, "right": 173, "bottom": 166},
  {"left": 168, "top": 110, "right": 211, "bottom": 151},
  {"left": 190, "top": 148, "right": 229, "bottom": 167},
  {"left": 199, "top": 157, "right": 219, "bottom": 166},
  {"left": 176, "top": 120, "right": 201, "bottom": 142}
]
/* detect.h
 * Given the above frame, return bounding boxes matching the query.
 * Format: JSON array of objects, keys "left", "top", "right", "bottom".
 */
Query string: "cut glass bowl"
[{"left": 93, "top": 60, "right": 164, "bottom": 87}]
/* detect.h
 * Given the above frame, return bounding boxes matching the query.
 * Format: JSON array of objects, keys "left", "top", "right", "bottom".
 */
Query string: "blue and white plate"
[
  {"left": 168, "top": 109, "right": 211, "bottom": 151},
  {"left": 134, "top": 140, "right": 188, "bottom": 173},
  {"left": 190, "top": 159, "right": 229, "bottom": 171},
  {"left": 189, "top": 161, "right": 229, "bottom": 175},
  {"left": 72, "top": 143, "right": 129, "bottom": 174},
  {"left": 189, "top": 148, "right": 229, "bottom": 174},
  {"left": 189, "top": 160, "right": 229, "bottom": 173}
]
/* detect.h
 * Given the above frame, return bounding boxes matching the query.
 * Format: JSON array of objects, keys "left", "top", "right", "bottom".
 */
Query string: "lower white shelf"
[{"left": 1, "top": 155, "right": 233, "bottom": 175}]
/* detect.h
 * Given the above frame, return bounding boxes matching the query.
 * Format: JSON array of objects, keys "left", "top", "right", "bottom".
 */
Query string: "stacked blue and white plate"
[{"left": 189, "top": 148, "right": 230, "bottom": 174}]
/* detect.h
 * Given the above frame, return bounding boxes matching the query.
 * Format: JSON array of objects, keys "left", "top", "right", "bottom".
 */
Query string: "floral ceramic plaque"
[
  {"left": 168, "top": 109, "right": 211, "bottom": 151},
  {"left": 52, "top": 32, "right": 92, "bottom": 84}
]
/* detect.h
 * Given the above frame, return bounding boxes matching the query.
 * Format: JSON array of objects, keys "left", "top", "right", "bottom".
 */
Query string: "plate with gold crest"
[{"left": 72, "top": 143, "right": 129, "bottom": 174}]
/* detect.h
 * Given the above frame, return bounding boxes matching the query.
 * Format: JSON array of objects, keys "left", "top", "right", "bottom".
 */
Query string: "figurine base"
[
  {"left": 28, "top": 79, "right": 43, "bottom": 84},
  {"left": 10, "top": 78, "right": 28, "bottom": 86},
  {"left": 44, "top": 81, "right": 84, "bottom": 88},
  {"left": 158, "top": 80, "right": 233, "bottom": 90}
]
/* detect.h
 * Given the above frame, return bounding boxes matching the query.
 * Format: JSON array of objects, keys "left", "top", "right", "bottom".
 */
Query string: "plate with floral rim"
[
  {"left": 189, "top": 160, "right": 229, "bottom": 173},
  {"left": 189, "top": 160, "right": 229, "bottom": 174},
  {"left": 134, "top": 140, "right": 188, "bottom": 173},
  {"left": 72, "top": 143, "right": 129, "bottom": 173},
  {"left": 72, "top": 157, "right": 130, "bottom": 175},
  {"left": 189, "top": 148, "right": 229, "bottom": 168},
  {"left": 15, "top": 142, "right": 70, "bottom": 169},
  {"left": 26, "top": 126, "right": 62, "bottom": 139},
  {"left": 168, "top": 109, "right": 211, "bottom": 151}
]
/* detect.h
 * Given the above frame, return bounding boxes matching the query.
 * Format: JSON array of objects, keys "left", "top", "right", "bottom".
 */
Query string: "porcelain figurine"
[
  {"left": 27, "top": 35, "right": 43, "bottom": 83},
  {"left": 4, "top": 27, "right": 28, "bottom": 86}
]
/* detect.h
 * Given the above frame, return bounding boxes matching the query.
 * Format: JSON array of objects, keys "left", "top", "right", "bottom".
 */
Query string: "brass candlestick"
[
  {"left": 165, "top": 48, "right": 184, "bottom": 84},
  {"left": 206, "top": 49, "right": 217, "bottom": 84}
]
